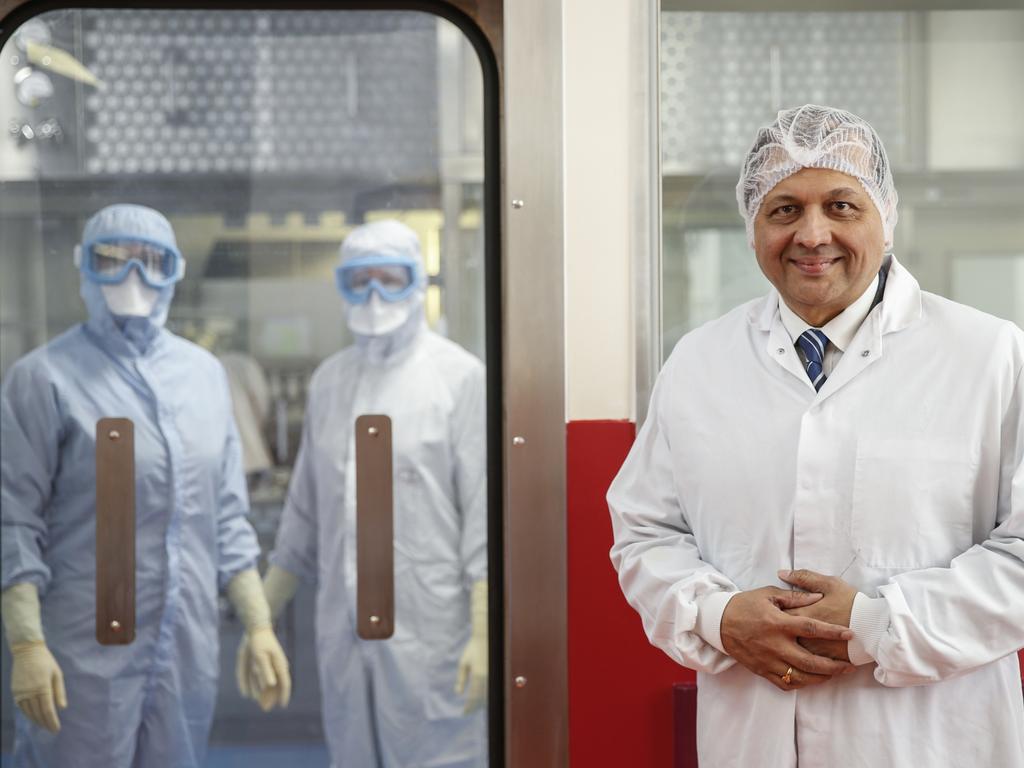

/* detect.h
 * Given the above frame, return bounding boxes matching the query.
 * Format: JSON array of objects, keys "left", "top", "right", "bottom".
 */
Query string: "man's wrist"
[
  {"left": 847, "top": 592, "right": 890, "bottom": 665},
  {"left": 695, "top": 590, "right": 738, "bottom": 654}
]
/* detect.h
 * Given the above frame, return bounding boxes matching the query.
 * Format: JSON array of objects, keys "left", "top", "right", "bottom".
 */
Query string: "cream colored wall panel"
[{"left": 564, "top": 0, "right": 636, "bottom": 421}]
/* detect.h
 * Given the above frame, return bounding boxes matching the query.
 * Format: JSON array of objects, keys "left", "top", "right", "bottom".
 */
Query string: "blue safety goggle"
[
  {"left": 79, "top": 236, "right": 185, "bottom": 289},
  {"left": 334, "top": 255, "right": 421, "bottom": 305}
]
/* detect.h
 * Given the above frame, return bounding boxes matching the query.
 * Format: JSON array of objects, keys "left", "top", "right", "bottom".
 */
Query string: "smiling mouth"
[{"left": 789, "top": 257, "right": 841, "bottom": 276}]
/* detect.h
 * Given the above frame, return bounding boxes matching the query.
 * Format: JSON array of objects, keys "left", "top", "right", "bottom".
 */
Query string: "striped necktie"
[{"left": 796, "top": 329, "right": 829, "bottom": 391}]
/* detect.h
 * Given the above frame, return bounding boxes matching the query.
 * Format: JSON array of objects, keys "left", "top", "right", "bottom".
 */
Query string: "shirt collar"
[{"left": 778, "top": 274, "right": 880, "bottom": 352}]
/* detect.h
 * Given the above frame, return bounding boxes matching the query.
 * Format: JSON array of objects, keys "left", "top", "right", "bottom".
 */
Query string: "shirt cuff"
[
  {"left": 848, "top": 592, "right": 891, "bottom": 665},
  {"left": 695, "top": 590, "right": 738, "bottom": 655}
]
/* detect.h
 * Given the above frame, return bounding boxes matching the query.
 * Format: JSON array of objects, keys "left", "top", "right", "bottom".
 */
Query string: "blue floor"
[{"left": 1, "top": 743, "right": 330, "bottom": 768}]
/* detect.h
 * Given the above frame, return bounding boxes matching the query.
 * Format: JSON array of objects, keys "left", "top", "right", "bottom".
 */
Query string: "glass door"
[{"left": 0, "top": 8, "right": 496, "bottom": 767}]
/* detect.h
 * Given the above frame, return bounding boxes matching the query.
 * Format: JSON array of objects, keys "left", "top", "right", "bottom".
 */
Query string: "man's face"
[{"left": 753, "top": 167, "right": 886, "bottom": 326}]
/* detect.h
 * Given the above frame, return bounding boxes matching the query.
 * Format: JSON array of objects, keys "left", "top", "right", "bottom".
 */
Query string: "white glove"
[
  {"left": 236, "top": 626, "right": 291, "bottom": 711},
  {"left": 11, "top": 641, "right": 67, "bottom": 732},
  {"left": 454, "top": 580, "right": 488, "bottom": 714},
  {"left": 3, "top": 583, "right": 67, "bottom": 732},
  {"left": 228, "top": 568, "right": 292, "bottom": 711}
]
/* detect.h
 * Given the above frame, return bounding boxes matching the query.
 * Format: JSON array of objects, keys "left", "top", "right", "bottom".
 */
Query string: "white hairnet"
[{"left": 736, "top": 105, "right": 898, "bottom": 247}]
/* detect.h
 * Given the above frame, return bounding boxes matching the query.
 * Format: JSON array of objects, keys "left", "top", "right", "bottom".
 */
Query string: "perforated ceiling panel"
[
  {"left": 81, "top": 10, "right": 437, "bottom": 176},
  {"left": 660, "top": 12, "right": 912, "bottom": 175}
]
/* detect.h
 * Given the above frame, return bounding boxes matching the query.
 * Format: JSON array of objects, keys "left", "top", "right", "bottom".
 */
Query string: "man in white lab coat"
[{"left": 608, "top": 104, "right": 1024, "bottom": 767}]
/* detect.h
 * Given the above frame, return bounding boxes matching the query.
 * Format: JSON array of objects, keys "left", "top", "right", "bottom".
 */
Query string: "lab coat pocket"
[{"left": 851, "top": 437, "right": 976, "bottom": 570}]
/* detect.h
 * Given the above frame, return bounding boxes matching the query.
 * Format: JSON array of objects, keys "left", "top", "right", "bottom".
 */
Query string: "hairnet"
[
  {"left": 81, "top": 203, "right": 180, "bottom": 253},
  {"left": 736, "top": 105, "right": 898, "bottom": 247},
  {"left": 339, "top": 220, "right": 425, "bottom": 284}
]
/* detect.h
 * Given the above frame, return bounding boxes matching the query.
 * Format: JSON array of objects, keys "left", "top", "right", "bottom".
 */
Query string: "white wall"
[
  {"left": 563, "top": 0, "right": 637, "bottom": 421},
  {"left": 928, "top": 11, "right": 1024, "bottom": 170}
]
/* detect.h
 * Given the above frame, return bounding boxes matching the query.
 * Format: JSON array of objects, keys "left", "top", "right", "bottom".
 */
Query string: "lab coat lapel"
[
  {"left": 814, "top": 256, "right": 923, "bottom": 402},
  {"left": 757, "top": 291, "right": 819, "bottom": 389},
  {"left": 756, "top": 256, "right": 923, "bottom": 400},
  {"left": 815, "top": 311, "right": 882, "bottom": 400}
]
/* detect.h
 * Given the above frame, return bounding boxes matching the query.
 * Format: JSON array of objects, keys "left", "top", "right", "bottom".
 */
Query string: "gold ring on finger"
[{"left": 781, "top": 667, "right": 794, "bottom": 685}]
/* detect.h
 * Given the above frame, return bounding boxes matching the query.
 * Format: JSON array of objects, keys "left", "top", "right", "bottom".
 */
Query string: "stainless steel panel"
[
  {"left": 634, "top": 0, "right": 662, "bottom": 425},
  {"left": 503, "top": 0, "right": 567, "bottom": 765}
]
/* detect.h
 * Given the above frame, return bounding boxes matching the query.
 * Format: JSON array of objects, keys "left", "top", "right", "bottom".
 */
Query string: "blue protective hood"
[{"left": 78, "top": 204, "right": 180, "bottom": 356}]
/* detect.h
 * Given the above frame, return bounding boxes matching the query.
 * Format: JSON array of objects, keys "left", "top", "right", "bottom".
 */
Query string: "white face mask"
[
  {"left": 345, "top": 292, "right": 414, "bottom": 336},
  {"left": 101, "top": 270, "right": 160, "bottom": 317}
]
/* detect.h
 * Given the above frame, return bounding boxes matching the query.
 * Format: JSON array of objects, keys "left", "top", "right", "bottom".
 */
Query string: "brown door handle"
[
  {"left": 355, "top": 414, "right": 394, "bottom": 640},
  {"left": 95, "top": 417, "right": 136, "bottom": 645}
]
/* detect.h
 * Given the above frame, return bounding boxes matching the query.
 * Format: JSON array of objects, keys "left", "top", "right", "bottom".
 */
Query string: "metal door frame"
[{"left": 501, "top": 1, "right": 567, "bottom": 766}]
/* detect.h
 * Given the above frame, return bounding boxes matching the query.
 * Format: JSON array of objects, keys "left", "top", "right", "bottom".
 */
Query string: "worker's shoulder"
[
  {"left": 665, "top": 297, "right": 761, "bottom": 367},
  {"left": 162, "top": 332, "right": 228, "bottom": 373},
  {"left": 919, "top": 291, "right": 1024, "bottom": 355},
  {"left": 307, "top": 346, "right": 353, "bottom": 386},
  {"left": 420, "top": 331, "right": 485, "bottom": 375},
  {"left": 4, "top": 325, "right": 90, "bottom": 383}
]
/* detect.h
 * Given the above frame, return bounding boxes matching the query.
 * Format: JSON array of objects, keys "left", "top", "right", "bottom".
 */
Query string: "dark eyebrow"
[
  {"left": 764, "top": 187, "right": 866, "bottom": 209},
  {"left": 827, "top": 187, "right": 863, "bottom": 199}
]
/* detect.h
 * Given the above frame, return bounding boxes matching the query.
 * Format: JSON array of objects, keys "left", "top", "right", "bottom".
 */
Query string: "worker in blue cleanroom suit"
[
  {"left": 1, "top": 204, "right": 290, "bottom": 767},
  {"left": 251, "top": 219, "right": 488, "bottom": 767}
]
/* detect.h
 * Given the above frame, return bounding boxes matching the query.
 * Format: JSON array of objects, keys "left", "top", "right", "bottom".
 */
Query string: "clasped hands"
[{"left": 719, "top": 569, "right": 858, "bottom": 692}]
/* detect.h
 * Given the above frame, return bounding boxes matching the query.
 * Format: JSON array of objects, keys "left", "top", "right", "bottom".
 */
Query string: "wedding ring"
[{"left": 781, "top": 667, "right": 794, "bottom": 685}]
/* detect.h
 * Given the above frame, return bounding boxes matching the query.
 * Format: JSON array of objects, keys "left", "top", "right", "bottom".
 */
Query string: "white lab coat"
[{"left": 608, "top": 257, "right": 1024, "bottom": 767}]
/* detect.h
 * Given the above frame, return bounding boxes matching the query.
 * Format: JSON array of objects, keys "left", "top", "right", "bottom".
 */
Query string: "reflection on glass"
[
  {"left": 1, "top": 8, "right": 489, "bottom": 765},
  {"left": 660, "top": 9, "right": 1024, "bottom": 358}
]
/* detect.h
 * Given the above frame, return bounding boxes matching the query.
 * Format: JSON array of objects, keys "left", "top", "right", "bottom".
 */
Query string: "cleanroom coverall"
[
  {"left": 608, "top": 257, "right": 1024, "bottom": 767},
  {"left": 1, "top": 279, "right": 260, "bottom": 767},
  {"left": 270, "top": 325, "right": 487, "bottom": 768}
]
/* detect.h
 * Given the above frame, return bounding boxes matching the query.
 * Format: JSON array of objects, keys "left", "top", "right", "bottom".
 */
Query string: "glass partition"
[
  {"left": 659, "top": 7, "right": 1024, "bottom": 360},
  {"left": 1, "top": 9, "right": 492, "bottom": 766}
]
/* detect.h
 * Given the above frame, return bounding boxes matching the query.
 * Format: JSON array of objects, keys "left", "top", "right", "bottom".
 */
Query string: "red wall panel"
[
  {"left": 567, "top": 420, "right": 695, "bottom": 768},
  {"left": 566, "top": 419, "right": 1024, "bottom": 767}
]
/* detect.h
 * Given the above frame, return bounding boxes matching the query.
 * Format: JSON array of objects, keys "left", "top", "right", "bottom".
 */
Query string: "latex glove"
[
  {"left": 227, "top": 568, "right": 292, "bottom": 711},
  {"left": 11, "top": 641, "right": 67, "bottom": 732},
  {"left": 236, "top": 625, "right": 291, "bottom": 711},
  {"left": 454, "top": 580, "right": 488, "bottom": 714},
  {"left": 262, "top": 565, "right": 299, "bottom": 621},
  {"left": 3, "top": 583, "right": 67, "bottom": 733}
]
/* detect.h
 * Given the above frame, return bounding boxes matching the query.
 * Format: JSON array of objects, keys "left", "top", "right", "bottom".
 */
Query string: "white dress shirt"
[{"left": 779, "top": 274, "right": 880, "bottom": 377}]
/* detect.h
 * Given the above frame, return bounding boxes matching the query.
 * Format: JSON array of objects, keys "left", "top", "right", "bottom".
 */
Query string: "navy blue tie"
[{"left": 796, "top": 329, "right": 829, "bottom": 391}]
